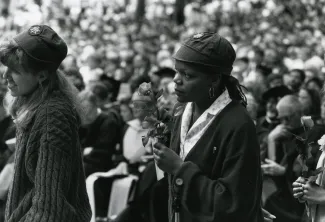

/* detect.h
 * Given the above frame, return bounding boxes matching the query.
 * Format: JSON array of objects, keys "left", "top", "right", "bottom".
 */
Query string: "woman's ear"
[
  {"left": 38, "top": 71, "right": 49, "bottom": 82},
  {"left": 210, "top": 74, "right": 222, "bottom": 88}
]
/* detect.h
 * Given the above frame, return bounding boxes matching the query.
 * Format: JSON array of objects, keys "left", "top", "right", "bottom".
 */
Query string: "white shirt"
[
  {"left": 123, "top": 119, "right": 148, "bottom": 161},
  {"left": 179, "top": 89, "right": 231, "bottom": 160}
]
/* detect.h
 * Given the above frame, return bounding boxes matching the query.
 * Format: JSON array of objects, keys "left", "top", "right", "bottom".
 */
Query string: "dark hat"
[
  {"left": 13, "top": 25, "right": 68, "bottom": 70},
  {"left": 153, "top": 67, "right": 176, "bottom": 78},
  {"left": 256, "top": 64, "right": 273, "bottom": 76},
  {"left": 262, "top": 85, "right": 292, "bottom": 102},
  {"left": 266, "top": 73, "right": 283, "bottom": 85},
  {"left": 173, "top": 32, "right": 236, "bottom": 74},
  {"left": 99, "top": 75, "right": 121, "bottom": 102}
]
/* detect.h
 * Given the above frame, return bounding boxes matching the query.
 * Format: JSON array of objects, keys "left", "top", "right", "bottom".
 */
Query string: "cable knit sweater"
[{"left": 5, "top": 91, "right": 92, "bottom": 222}]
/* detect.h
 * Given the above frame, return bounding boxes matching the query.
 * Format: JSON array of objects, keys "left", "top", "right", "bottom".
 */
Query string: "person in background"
[
  {"left": 0, "top": 96, "right": 15, "bottom": 222},
  {"left": 0, "top": 25, "right": 91, "bottom": 222},
  {"left": 286, "top": 69, "right": 305, "bottom": 94},
  {"left": 266, "top": 74, "right": 284, "bottom": 89},
  {"left": 60, "top": 54, "right": 78, "bottom": 71},
  {"left": 318, "top": 95, "right": 325, "bottom": 125},
  {"left": 263, "top": 95, "right": 305, "bottom": 222},
  {"left": 119, "top": 98, "right": 134, "bottom": 123},
  {"left": 79, "top": 81, "right": 123, "bottom": 177},
  {"left": 64, "top": 67, "right": 85, "bottom": 91},
  {"left": 256, "top": 85, "right": 292, "bottom": 160},
  {"left": 79, "top": 52, "right": 104, "bottom": 85},
  {"left": 305, "top": 77, "right": 323, "bottom": 92},
  {"left": 88, "top": 90, "right": 151, "bottom": 220},
  {"left": 0, "top": 95, "right": 15, "bottom": 170},
  {"left": 151, "top": 67, "right": 176, "bottom": 92},
  {"left": 298, "top": 87, "right": 321, "bottom": 119}
]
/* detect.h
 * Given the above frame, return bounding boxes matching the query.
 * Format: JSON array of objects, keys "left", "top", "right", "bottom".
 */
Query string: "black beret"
[
  {"left": 262, "top": 85, "right": 292, "bottom": 102},
  {"left": 99, "top": 75, "right": 121, "bottom": 102},
  {"left": 173, "top": 32, "right": 236, "bottom": 74},
  {"left": 13, "top": 25, "right": 68, "bottom": 70},
  {"left": 153, "top": 67, "right": 176, "bottom": 78}
]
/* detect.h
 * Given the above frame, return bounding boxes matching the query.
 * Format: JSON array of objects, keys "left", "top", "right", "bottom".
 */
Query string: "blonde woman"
[{"left": 0, "top": 25, "right": 91, "bottom": 222}]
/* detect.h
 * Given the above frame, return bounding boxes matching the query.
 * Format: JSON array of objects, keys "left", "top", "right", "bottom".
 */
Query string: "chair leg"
[{"left": 86, "top": 175, "right": 99, "bottom": 222}]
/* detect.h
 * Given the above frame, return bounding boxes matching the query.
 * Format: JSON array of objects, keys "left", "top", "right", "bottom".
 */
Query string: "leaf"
[
  {"left": 155, "top": 89, "right": 163, "bottom": 100},
  {"left": 306, "top": 157, "right": 316, "bottom": 169},
  {"left": 295, "top": 138, "right": 307, "bottom": 157},
  {"left": 142, "top": 135, "right": 149, "bottom": 147},
  {"left": 312, "top": 167, "right": 324, "bottom": 176},
  {"left": 144, "top": 116, "right": 159, "bottom": 125}
]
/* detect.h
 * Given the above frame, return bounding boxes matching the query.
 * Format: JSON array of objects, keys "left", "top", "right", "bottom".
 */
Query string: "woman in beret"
[
  {"left": 0, "top": 25, "right": 91, "bottom": 222},
  {"left": 150, "top": 32, "right": 264, "bottom": 222}
]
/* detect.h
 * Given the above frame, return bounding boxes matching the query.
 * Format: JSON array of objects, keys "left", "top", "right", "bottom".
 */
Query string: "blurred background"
[{"left": 1, "top": 0, "right": 325, "bottom": 222}]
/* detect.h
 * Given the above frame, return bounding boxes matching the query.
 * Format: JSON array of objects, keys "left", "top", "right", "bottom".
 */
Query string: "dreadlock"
[{"left": 223, "top": 75, "right": 248, "bottom": 107}]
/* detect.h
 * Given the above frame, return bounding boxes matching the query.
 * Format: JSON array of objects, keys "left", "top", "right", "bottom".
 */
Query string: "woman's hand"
[
  {"left": 153, "top": 142, "right": 183, "bottom": 175},
  {"left": 292, "top": 177, "right": 306, "bottom": 200},
  {"left": 262, "top": 208, "right": 276, "bottom": 222},
  {"left": 261, "top": 159, "right": 286, "bottom": 176},
  {"left": 301, "top": 182, "right": 325, "bottom": 204},
  {"left": 268, "top": 124, "right": 291, "bottom": 142}
]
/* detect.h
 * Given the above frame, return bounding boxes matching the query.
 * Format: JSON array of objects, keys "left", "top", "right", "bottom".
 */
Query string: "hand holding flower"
[
  {"left": 293, "top": 177, "right": 306, "bottom": 200},
  {"left": 153, "top": 142, "right": 183, "bottom": 175},
  {"left": 301, "top": 182, "right": 325, "bottom": 204}
]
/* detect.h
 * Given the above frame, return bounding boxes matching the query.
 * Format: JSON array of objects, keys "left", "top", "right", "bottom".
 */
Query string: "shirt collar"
[{"left": 207, "top": 89, "right": 231, "bottom": 116}]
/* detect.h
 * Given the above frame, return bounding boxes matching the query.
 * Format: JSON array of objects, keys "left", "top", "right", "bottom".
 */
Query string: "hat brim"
[
  {"left": 173, "top": 45, "right": 233, "bottom": 74},
  {"left": 262, "top": 85, "right": 292, "bottom": 101}
]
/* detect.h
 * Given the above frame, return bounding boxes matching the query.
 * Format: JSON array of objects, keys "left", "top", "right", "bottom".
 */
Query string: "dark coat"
[
  {"left": 152, "top": 101, "right": 264, "bottom": 222},
  {"left": 5, "top": 91, "right": 92, "bottom": 222},
  {"left": 80, "top": 111, "right": 123, "bottom": 176}
]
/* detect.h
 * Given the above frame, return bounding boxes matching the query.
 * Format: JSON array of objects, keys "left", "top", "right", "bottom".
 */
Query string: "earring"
[
  {"left": 209, "top": 87, "right": 215, "bottom": 99},
  {"left": 38, "top": 80, "right": 44, "bottom": 91}
]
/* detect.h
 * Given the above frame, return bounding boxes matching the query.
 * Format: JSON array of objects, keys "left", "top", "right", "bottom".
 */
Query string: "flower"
[
  {"left": 318, "top": 134, "right": 325, "bottom": 152},
  {"left": 318, "top": 134, "right": 325, "bottom": 146},
  {"left": 293, "top": 116, "right": 322, "bottom": 179},
  {"left": 301, "top": 116, "right": 314, "bottom": 128},
  {"left": 135, "top": 83, "right": 172, "bottom": 148}
]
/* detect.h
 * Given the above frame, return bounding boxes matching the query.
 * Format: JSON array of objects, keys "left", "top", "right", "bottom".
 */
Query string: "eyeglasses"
[
  {"left": 277, "top": 114, "right": 293, "bottom": 123},
  {"left": 130, "top": 101, "right": 155, "bottom": 111}
]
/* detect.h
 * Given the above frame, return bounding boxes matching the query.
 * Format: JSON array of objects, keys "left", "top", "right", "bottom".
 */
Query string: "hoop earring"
[
  {"left": 38, "top": 80, "right": 44, "bottom": 92},
  {"left": 209, "top": 87, "right": 215, "bottom": 99}
]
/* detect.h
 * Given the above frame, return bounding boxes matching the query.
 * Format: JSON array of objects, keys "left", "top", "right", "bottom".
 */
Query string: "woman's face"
[
  {"left": 120, "top": 104, "right": 133, "bottom": 122},
  {"left": 81, "top": 100, "right": 98, "bottom": 125},
  {"left": 3, "top": 67, "right": 39, "bottom": 97},
  {"left": 173, "top": 60, "right": 211, "bottom": 103},
  {"left": 298, "top": 89, "right": 312, "bottom": 111}
]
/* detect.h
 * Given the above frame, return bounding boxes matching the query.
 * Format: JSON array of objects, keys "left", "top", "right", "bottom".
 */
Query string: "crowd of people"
[{"left": 1, "top": 0, "right": 325, "bottom": 221}]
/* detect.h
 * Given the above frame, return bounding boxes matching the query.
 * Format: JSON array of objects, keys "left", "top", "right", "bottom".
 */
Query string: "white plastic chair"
[
  {"left": 107, "top": 175, "right": 138, "bottom": 220},
  {"left": 86, "top": 167, "right": 139, "bottom": 222}
]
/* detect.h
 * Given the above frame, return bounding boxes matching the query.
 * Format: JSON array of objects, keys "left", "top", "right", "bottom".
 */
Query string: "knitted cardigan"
[{"left": 5, "top": 91, "right": 92, "bottom": 222}]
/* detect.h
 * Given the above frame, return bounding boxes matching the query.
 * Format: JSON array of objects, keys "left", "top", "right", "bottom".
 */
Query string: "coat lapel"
[{"left": 184, "top": 101, "right": 235, "bottom": 163}]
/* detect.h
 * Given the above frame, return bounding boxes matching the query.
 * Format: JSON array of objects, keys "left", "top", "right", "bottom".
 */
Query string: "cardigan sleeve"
[
  {"left": 172, "top": 121, "right": 263, "bottom": 221},
  {"left": 22, "top": 105, "right": 78, "bottom": 222}
]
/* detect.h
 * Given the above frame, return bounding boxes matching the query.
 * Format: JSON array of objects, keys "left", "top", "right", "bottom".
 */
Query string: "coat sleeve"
[
  {"left": 22, "top": 107, "right": 78, "bottom": 222},
  {"left": 172, "top": 121, "right": 263, "bottom": 221}
]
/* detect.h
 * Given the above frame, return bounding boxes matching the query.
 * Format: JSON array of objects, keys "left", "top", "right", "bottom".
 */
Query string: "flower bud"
[
  {"left": 318, "top": 134, "right": 325, "bottom": 147},
  {"left": 301, "top": 116, "right": 314, "bottom": 128}
]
